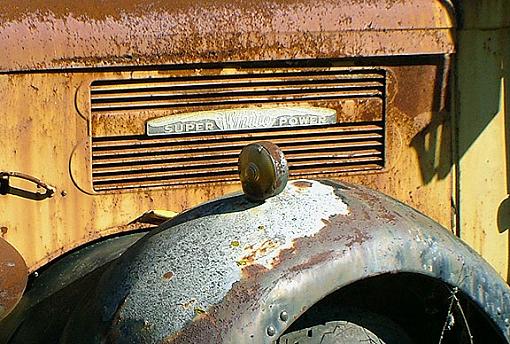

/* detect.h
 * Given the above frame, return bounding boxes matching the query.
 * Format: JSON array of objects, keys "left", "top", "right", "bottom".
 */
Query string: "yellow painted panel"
[{"left": 457, "top": 26, "right": 510, "bottom": 281}]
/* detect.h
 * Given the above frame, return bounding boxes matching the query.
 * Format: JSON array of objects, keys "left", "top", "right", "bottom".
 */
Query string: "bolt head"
[{"left": 280, "top": 310, "right": 289, "bottom": 322}]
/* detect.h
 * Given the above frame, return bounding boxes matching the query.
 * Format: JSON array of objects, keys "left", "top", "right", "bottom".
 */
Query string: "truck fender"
[{"left": 61, "top": 179, "right": 510, "bottom": 343}]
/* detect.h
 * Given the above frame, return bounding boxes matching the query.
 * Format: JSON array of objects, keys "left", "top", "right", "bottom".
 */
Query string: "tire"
[{"left": 277, "top": 309, "right": 415, "bottom": 344}]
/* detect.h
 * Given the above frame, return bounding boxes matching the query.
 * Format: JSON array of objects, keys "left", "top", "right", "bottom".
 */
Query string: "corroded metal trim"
[{"left": 61, "top": 180, "right": 510, "bottom": 343}]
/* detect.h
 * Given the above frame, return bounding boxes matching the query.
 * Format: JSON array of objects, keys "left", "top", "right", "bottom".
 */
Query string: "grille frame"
[{"left": 89, "top": 66, "right": 387, "bottom": 192}]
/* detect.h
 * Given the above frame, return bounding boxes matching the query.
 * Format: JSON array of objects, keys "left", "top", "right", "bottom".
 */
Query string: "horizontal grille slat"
[
  {"left": 92, "top": 149, "right": 382, "bottom": 175},
  {"left": 92, "top": 136, "right": 383, "bottom": 159},
  {"left": 92, "top": 124, "right": 382, "bottom": 148},
  {"left": 91, "top": 91, "right": 382, "bottom": 112},
  {"left": 92, "top": 163, "right": 384, "bottom": 191},
  {"left": 93, "top": 156, "right": 383, "bottom": 183},
  {"left": 90, "top": 70, "right": 384, "bottom": 113},
  {"left": 91, "top": 82, "right": 383, "bottom": 101},
  {"left": 92, "top": 142, "right": 382, "bottom": 166},
  {"left": 91, "top": 71, "right": 385, "bottom": 91}
]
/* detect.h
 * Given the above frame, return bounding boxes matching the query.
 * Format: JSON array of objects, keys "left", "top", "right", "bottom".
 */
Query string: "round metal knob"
[{"left": 238, "top": 142, "right": 288, "bottom": 201}]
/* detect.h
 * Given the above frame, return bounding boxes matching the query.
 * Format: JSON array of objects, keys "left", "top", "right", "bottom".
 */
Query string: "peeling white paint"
[
  {"left": 106, "top": 179, "right": 351, "bottom": 340},
  {"left": 239, "top": 180, "right": 349, "bottom": 269}
]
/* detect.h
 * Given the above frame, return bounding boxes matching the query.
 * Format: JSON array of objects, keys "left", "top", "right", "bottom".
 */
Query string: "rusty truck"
[{"left": 0, "top": 0, "right": 509, "bottom": 343}]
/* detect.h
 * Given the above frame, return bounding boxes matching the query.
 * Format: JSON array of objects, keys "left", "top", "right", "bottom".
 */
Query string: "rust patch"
[
  {"left": 162, "top": 271, "right": 174, "bottom": 280},
  {"left": 241, "top": 263, "right": 268, "bottom": 279},
  {"left": 321, "top": 218, "right": 332, "bottom": 226},
  {"left": 0, "top": 238, "right": 28, "bottom": 321},
  {"left": 161, "top": 311, "right": 221, "bottom": 344},
  {"left": 0, "top": 226, "right": 7, "bottom": 236},
  {"left": 289, "top": 250, "right": 335, "bottom": 272},
  {"left": 180, "top": 299, "right": 197, "bottom": 310},
  {"left": 161, "top": 278, "right": 263, "bottom": 343},
  {"left": 238, "top": 239, "right": 279, "bottom": 267},
  {"left": 293, "top": 180, "right": 313, "bottom": 188},
  {"left": 345, "top": 228, "right": 371, "bottom": 248},
  {"left": 270, "top": 246, "right": 296, "bottom": 268}
]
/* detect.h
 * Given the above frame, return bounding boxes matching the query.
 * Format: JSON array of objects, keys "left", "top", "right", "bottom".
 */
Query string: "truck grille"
[{"left": 90, "top": 67, "right": 386, "bottom": 191}]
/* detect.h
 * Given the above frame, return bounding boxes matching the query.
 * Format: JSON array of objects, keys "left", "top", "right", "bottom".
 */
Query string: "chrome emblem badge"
[{"left": 146, "top": 107, "right": 337, "bottom": 136}]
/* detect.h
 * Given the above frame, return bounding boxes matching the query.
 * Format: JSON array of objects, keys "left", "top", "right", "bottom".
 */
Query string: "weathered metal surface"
[
  {"left": 0, "top": 0, "right": 454, "bottom": 71},
  {"left": 60, "top": 180, "right": 510, "bottom": 343},
  {"left": 0, "top": 238, "right": 28, "bottom": 321},
  {"left": 0, "top": 0, "right": 455, "bottom": 275},
  {"left": 0, "top": 59, "right": 453, "bottom": 273}
]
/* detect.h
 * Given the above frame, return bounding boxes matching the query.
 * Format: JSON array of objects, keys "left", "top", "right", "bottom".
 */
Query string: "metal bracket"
[
  {"left": 0, "top": 174, "right": 8, "bottom": 195},
  {"left": 0, "top": 171, "right": 55, "bottom": 199}
]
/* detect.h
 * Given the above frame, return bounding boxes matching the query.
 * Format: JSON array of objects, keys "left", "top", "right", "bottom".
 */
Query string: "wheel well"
[
  {"left": 282, "top": 272, "right": 506, "bottom": 344},
  {"left": 0, "top": 231, "right": 148, "bottom": 343}
]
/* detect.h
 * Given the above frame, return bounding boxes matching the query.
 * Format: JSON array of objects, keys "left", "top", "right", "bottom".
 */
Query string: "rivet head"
[
  {"left": 280, "top": 311, "right": 288, "bottom": 322},
  {"left": 266, "top": 325, "right": 276, "bottom": 336}
]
